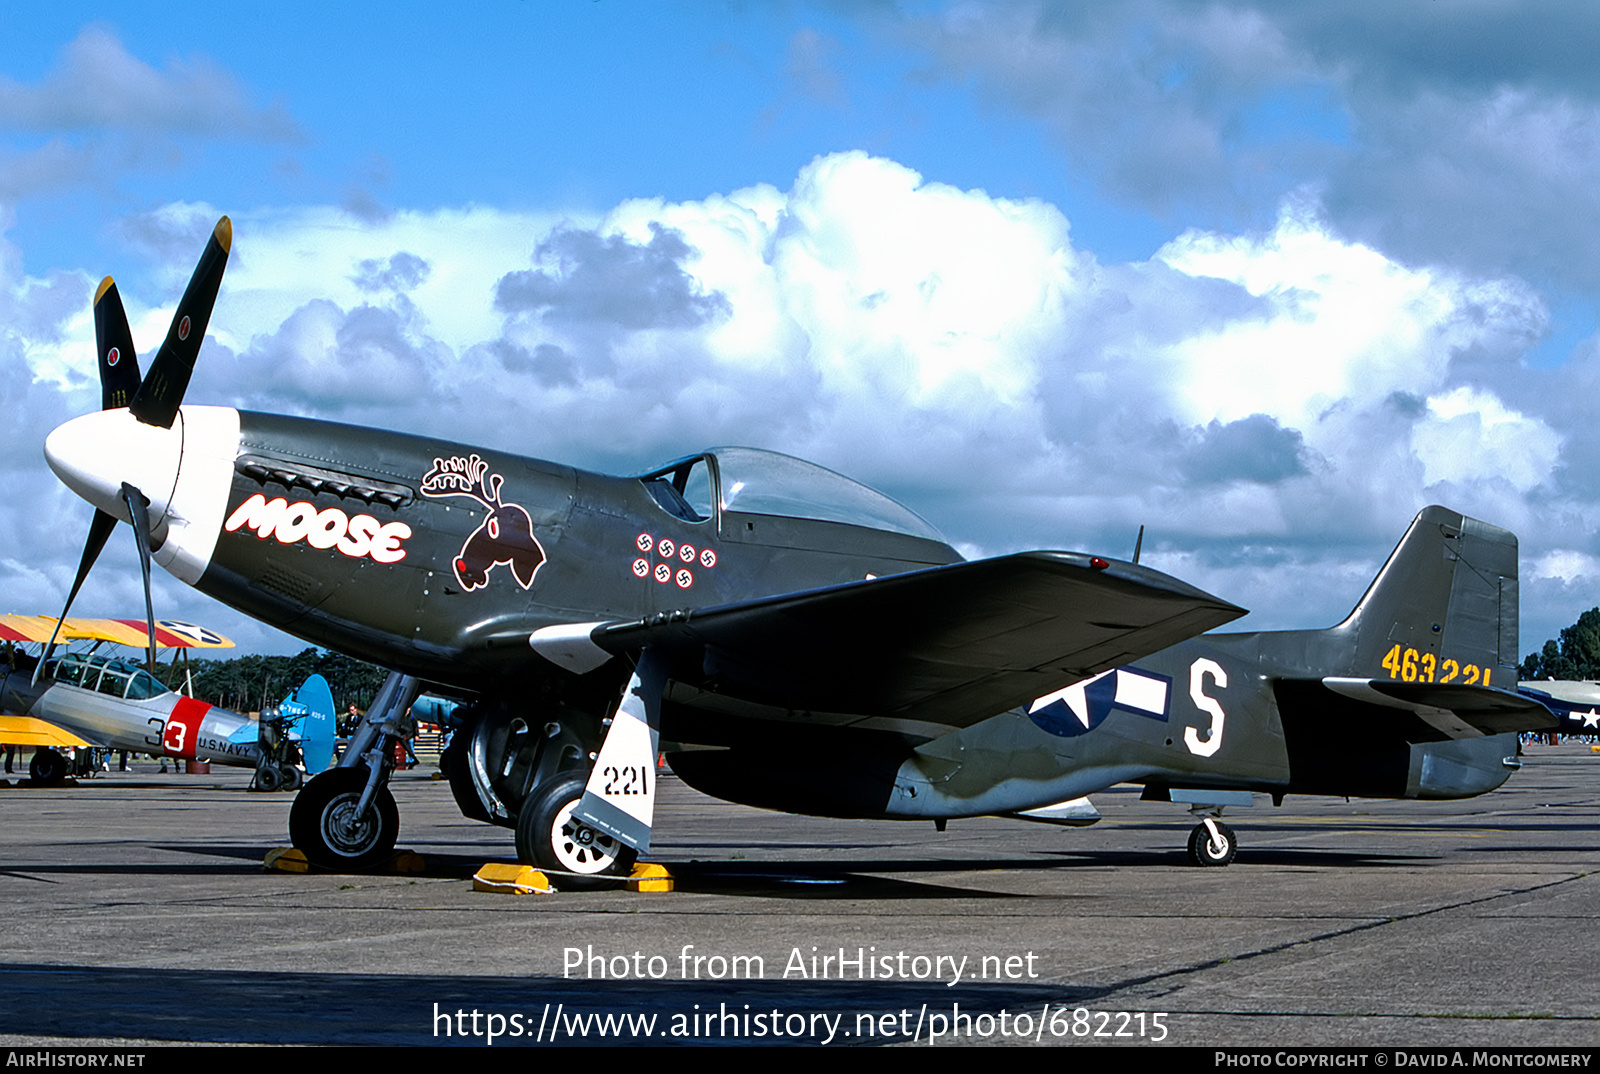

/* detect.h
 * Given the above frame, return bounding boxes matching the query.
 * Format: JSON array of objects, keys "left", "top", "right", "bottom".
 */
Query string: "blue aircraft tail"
[{"left": 279, "top": 673, "right": 337, "bottom": 774}]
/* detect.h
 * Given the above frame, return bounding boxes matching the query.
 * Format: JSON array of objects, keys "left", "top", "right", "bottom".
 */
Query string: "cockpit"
[
  {"left": 637, "top": 446, "right": 948, "bottom": 543},
  {"left": 48, "top": 653, "right": 171, "bottom": 701}
]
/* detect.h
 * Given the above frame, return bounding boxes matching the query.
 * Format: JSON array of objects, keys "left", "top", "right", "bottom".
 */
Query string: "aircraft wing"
[
  {"left": 83, "top": 619, "right": 235, "bottom": 650},
  {"left": 0, "top": 615, "right": 63, "bottom": 643},
  {"left": 0, "top": 716, "right": 90, "bottom": 749},
  {"left": 582, "top": 552, "right": 1245, "bottom": 730},
  {"left": 0, "top": 614, "right": 233, "bottom": 649},
  {"left": 1317, "top": 678, "right": 1557, "bottom": 738}
]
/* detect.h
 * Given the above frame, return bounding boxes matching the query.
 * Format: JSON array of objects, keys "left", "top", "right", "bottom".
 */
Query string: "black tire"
[
  {"left": 29, "top": 749, "right": 68, "bottom": 785},
  {"left": 289, "top": 767, "right": 399, "bottom": 870},
  {"left": 514, "top": 776, "right": 635, "bottom": 888},
  {"left": 1187, "top": 820, "right": 1237, "bottom": 867},
  {"left": 279, "top": 765, "right": 303, "bottom": 792},
  {"left": 254, "top": 765, "right": 282, "bottom": 792}
]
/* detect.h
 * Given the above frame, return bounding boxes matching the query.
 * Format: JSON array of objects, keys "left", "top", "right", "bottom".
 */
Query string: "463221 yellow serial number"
[{"left": 1380, "top": 644, "right": 1491, "bottom": 685}]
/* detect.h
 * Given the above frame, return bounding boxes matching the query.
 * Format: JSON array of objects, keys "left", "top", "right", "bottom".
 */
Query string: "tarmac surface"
[{"left": 1, "top": 741, "right": 1597, "bottom": 1047}]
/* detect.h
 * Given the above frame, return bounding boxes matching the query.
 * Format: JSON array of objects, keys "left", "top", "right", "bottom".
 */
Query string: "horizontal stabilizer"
[
  {"left": 592, "top": 551, "right": 1245, "bottom": 729},
  {"left": 1314, "top": 677, "right": 1555, "bottom": 738}
]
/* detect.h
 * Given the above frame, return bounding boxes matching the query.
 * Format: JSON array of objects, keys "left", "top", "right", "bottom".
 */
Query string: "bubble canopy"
[{"left": 638, "top": 446, "right": 948, "bottom": 543}]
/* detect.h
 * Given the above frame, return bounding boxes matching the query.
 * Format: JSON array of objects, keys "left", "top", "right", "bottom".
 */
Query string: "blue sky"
[
  {"left": 0, "top": 4, "right": 1179, "bottom": 271},
  {"left": 6, "top": 1, "right": 1600, "bottom": 661}
]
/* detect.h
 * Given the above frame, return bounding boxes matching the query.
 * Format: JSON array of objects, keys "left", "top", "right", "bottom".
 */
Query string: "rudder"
[
  {"left": 1340, "top": 506, "right": 1518, "bottom": 687},
  {"left": 281, "top": 673, "right": 337, "bottom": 774}
]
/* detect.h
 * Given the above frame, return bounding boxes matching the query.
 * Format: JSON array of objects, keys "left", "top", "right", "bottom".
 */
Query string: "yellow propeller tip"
[
  {"left": 94, "top": 276, "right": 115, "bottom": 304},
  {"left": 214, "top": 216, "right": 232, "bottom": 253}
]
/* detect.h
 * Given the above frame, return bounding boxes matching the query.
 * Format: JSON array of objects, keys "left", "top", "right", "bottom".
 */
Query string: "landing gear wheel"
[
  {"left": 254, "top": 765, "right": 282, "bottom": 792},
  {"left": 1187, "top": 819, "right": 1237, "bottom": 867},
  {"left": 29, "top": 749, "right": 68, "bottom": 785},
  {"left": 289, "top": 766, "right": 399, "bottom": 870},
  {"left": 278, "top": 765, "right": 303, "bottom": 792},
  {"left": 515, "top": 776, "right": 636, "bottom": 889}
]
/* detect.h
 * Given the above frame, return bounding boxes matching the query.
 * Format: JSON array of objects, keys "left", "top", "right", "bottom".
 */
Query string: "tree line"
[
  {"left": 1520, "top": 608, "right": 1600, "bottom": 681},
  {"left": 158, "top": 647, "right": 392, "bottom": 714}
]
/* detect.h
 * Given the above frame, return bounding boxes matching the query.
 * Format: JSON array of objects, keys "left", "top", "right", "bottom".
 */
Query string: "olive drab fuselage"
[{"left": 173, "top": 413, "right": 1531, "bottom": 824}]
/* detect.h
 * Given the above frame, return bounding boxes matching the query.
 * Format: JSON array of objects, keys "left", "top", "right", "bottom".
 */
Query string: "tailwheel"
[
  {"left": 1187, "top": 818, "right": 1237, "bottom": 867},
  {"left": 29, "top": 748, "right": 68, "bottom": 785},
  {"left": 289, "top": 766, "right": 398, "bottom": 870},
  {"left": 515, "top": 776, "right": 635, "bottom": 889}
]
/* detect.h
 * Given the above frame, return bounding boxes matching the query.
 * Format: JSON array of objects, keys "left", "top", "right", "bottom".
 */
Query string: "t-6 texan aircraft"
[
  {"left": 39, "top": 218, "right": 1555, "bottom": 881},
  {"left": 0, "top": 614, "right": 335, "bottom": 789},
  {"left": 0, "top": 615, "right": 237, "bottom": 781}
]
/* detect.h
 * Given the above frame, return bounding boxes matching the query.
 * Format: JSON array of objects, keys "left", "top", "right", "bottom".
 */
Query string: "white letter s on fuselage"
[{"left": 1185, "top": 658, "right": 1227, "bottom": 758}]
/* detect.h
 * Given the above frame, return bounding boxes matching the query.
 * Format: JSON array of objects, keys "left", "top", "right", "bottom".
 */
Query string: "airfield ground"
[{"left": 1, "top": 742, "right": 1597, "bottom": 1047}]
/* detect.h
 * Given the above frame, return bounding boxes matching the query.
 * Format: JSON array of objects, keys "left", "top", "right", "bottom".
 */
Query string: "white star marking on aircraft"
[{"left": 1028, "top": 671, "right": 1111, "bottom": 729}]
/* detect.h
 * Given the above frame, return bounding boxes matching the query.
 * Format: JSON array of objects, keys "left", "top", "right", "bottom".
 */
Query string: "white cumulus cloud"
[{"left": 1412, "top": 386, "right": 1560, "bottom": 492}]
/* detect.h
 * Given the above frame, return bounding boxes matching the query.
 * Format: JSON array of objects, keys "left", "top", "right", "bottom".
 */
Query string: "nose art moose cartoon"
[{"left": 421, "top": 454, "right": 546, "bottom": 591}]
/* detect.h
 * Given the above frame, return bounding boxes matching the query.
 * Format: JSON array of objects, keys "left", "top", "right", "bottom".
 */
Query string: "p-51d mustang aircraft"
[{"left": 39, "top": 218, "right": 1554, "bottom": 879}]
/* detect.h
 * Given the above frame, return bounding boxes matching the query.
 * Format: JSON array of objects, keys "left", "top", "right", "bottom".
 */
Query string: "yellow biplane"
[{"left": 0, "top": 616, "right": 233, "bottom": 759}]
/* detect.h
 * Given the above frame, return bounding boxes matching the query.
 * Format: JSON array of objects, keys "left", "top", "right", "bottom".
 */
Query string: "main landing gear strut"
[
  {"left": 289, "top": 671, "right": 419, "bottom": 869},
  {"left": 511, "top": 649, "right": 667, "bottom": 888},
  {"left": 252, "top": 711, "right": 305, "bottom": 792}
]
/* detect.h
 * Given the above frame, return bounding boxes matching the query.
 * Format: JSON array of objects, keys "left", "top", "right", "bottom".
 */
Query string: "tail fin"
[
  {"left": 1340, "top": 505, "right": 1518, "bottom": 687},
  {"left": 280, "top": 673, "right": 337, "bottom": 774}
]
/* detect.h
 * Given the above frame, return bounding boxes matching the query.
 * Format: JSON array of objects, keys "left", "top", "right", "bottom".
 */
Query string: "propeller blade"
[
  {"left": 129, "top": 216, "right": 232, "bottom": 430},
  {"left": 94, "top": 276, "right": 142, "bottom": 410},
  {"left": 34, "top": 508, "right": 119, "bottom": 684},
  {"left": 120, "top": 483, "right": 159, "bottom": 673}
]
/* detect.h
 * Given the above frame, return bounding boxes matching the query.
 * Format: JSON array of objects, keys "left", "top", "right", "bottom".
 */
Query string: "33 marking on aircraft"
[{"left": 160, "top": 696, "right": 213, "bottom": 760}]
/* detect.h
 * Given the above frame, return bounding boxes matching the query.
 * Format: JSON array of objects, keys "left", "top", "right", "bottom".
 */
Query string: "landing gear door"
[{"left": 573, "top": 652, "right": 665, "bottom": 853}]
